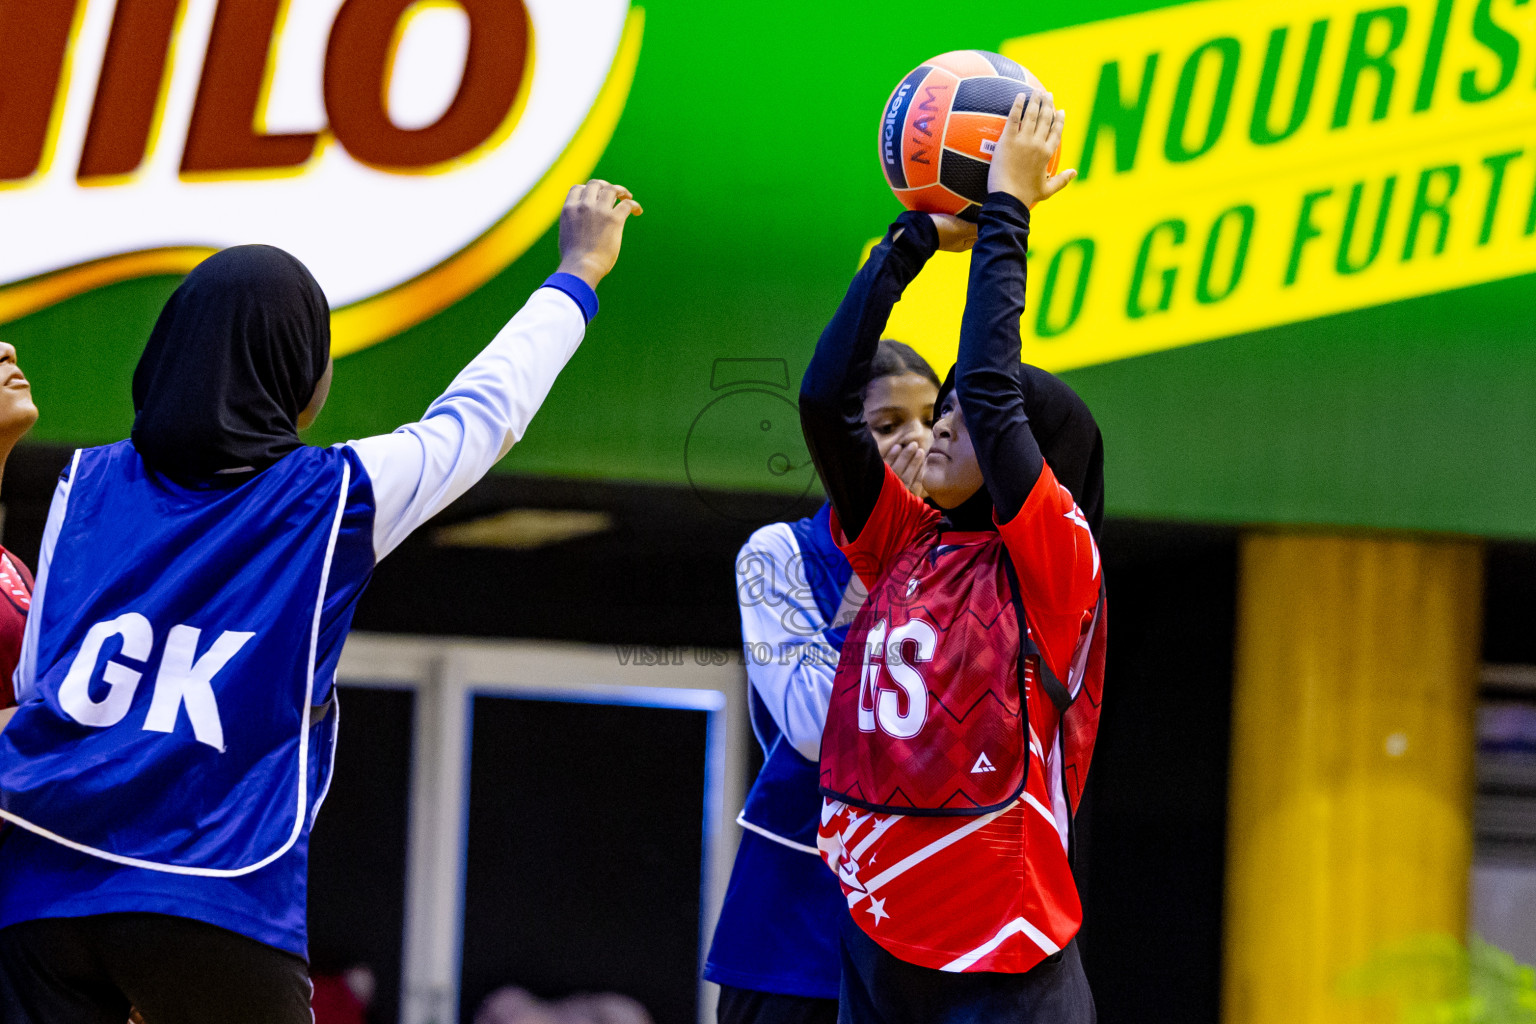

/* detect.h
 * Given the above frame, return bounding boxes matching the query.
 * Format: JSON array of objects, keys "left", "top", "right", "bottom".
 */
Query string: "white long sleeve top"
[{"left": 736, "top": 522, "right": 845, "bottom": 760}]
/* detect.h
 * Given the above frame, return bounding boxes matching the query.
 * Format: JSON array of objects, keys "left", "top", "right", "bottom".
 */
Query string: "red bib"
[
  {"left": 0, "top": 548, "right": 32, "bottom": 708},
  {"left": 820, "top": 530, "right": 1035, "bottom": 814}
]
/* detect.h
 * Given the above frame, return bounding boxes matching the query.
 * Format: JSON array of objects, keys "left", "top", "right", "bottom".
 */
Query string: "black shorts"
[
  {"left": 837, "top": 913, "right": 1095, "bottom": 1024},
  {"left": 717, "top": 985, "right": 839, "bottom": 1024},
  {"left": 0, "top": 913, "right": 312, "bottom": 1024}
]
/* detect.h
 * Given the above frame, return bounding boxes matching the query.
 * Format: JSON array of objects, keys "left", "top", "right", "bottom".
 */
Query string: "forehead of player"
[{"left": 862, "top": 340, "right": 939, "bottom": 455}]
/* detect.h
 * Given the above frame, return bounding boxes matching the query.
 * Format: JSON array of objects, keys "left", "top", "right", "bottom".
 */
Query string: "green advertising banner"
[{"left": 3, "top": 0, "right": 1534, "bottom": 537}]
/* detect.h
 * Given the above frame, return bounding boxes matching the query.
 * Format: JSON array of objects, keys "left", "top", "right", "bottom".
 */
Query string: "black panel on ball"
[
  {"left": 953, "top": 75, "right": 1032, "bottom": 116},
  {"left": 978, "top": 50, "right": 1029, "bottom": 81},
  {"left": 940, "top": 150, "right": 991, "bottom": 204}
]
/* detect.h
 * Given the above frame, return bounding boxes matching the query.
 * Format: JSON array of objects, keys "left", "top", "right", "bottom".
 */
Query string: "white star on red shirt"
[{"left": 1064, "top": 506, "right": 1100, "bottom": 576}]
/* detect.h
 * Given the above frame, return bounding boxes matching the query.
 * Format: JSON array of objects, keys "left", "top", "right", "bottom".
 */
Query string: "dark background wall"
[
  {"left": 1076, "top": 524, "right": 1237, "bottom": 1024},
  {"left": 308, "top": 687, "right": 415, "bottom": 1024},
  {"left": 458, "top": 697, "right": 709, "bottom": 1024}
]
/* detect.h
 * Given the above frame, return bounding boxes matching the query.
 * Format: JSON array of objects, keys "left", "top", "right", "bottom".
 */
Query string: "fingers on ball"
[
  {"left": 1046, "top": 109, "right": 1066, "bottom": 149},
  {"left": 1023, "top": 90, "right": 1044, "bottom": 134}
]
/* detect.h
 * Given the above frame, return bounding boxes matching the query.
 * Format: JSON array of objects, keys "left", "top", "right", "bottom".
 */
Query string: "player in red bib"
[
  {"left": 799, "top": 91, "right": 1105, "bottom": 1022},
  {"left": 0, "top": 341, "right": 38, "bottom": 714}
]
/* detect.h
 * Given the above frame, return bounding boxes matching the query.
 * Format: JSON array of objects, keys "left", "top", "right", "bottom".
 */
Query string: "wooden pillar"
[{"left": 1222, "top": 533, "right": 1482, "bottom": 1024}]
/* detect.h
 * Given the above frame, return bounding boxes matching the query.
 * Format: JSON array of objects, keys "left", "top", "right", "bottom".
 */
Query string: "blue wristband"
[{"left": 543, "top": 272, "right": 600, "bottom": 324}]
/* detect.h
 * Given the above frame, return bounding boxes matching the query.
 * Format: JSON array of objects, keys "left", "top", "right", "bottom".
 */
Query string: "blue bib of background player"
[
  {"left": 739, "top": 503, "right": 854, "bottom": 844},
  {"left": 0, "top": 441, "right": 354, "bottom": 876}
]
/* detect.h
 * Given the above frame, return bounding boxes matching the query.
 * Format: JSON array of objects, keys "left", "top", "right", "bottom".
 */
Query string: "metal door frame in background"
[{"left": 335, "top": 633, "right": 747, "bottom": 1024}]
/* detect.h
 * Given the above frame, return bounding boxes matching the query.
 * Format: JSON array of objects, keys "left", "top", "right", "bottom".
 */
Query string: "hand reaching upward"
[
  {"left": 986, "top": 91, "right": 1076, "bottom": 209},
  {"left": 557, "top": 179, "right": 644, "bottom": 289}
]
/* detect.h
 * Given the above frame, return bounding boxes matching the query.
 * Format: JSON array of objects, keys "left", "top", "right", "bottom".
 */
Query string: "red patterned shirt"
[
  {"left": 817, "top": 464, "right": 1102, "bottom": 973},
  {"left": 0, "top": 547, "right": 32, "bottom": 708}
]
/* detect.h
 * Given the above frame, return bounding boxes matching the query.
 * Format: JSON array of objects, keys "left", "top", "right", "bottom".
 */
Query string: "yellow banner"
[{"left": 885, "top": 0, "right": 1536, "bottom": 373}]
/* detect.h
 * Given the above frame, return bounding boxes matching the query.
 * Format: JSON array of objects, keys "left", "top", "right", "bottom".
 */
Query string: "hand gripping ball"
[{"left": 878, "top": 50, "right": 1061, "bottom": 221}]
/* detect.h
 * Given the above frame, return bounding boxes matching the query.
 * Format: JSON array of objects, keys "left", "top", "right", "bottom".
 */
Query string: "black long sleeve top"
[
  {"left": 800, "top": 194, "right": 1050, "bottom": 539},
  {"left": 955, "top": 192, "right": 1047, "bottom": 525},
  {"left": 799, "top": 212, "right": 938, "bottom": 543}
]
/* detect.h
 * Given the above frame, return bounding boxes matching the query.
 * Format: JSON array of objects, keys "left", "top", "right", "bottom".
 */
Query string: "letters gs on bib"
[
  {"left": 1, "top": 0, "right": 530, "bottom": 182},
  {"left": 857, "top": 617, "right": 939, "bottom": 740},
  {"left": 57, "top": 613, "right": 256, "bottom": 754}
]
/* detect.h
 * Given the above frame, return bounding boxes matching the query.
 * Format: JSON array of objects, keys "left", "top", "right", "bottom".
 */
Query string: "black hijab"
[
  {"left": 936, "top": 364, "right": 1105, "bottom": 538},
  {"left": 131, "top": 245, "right": 331, "bottom": 476}
]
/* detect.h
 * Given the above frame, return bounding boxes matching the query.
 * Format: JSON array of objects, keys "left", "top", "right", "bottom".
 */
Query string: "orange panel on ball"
[
  {"left": 893, "top": 182, "right": 969, "bottom": 216},
  {"left": 945, "top": 116, "right": 1064, "bottom": 175},
  {"left": 942, "top": 112, "right": 1007, "bottom": 163}
]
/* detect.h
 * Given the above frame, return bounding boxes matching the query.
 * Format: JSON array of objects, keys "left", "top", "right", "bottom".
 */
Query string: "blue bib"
[
  {"left": 787, "top": 502, "right": 855, "bottom": 650},
  {"left": 706, "top": 504, "right": 853, "bottom": 998},
  {"left": 739, "top": 503, "right": 853, "bottom": 842},
  {"left": 0, "top": 441, "right": 359, "bottom": 876}
]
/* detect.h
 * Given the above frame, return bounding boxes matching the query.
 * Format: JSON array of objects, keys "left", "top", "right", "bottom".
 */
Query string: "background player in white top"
[{"left": 706, "top": 341, "right": 940, "bottom": 1024}]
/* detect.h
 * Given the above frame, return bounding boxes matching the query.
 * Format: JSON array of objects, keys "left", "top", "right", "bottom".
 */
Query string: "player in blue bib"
[
  {"left": 705, "top": 341, "right": 939, "bottom": 1024},
  {"left": 0, "top": 180, "right": 641, "bottom": 1024}
]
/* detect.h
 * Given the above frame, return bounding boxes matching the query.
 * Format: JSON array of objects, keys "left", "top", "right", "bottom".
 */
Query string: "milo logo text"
[
  {"left": 2, "top": 0, "right": 528, "bottom": 183},
  {"left": 0, "top": 0, "right": 644, "bottom": 356}
]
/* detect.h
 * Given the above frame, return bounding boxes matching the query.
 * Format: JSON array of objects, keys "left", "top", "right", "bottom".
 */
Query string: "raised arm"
[
  {"left": 349, "top": 181, "right": 641, "bottom": 560},
  {"left": 960, "top": 92, "right": 1100, "bottom": 682},
  {"left": 956, "top": 90, "right": 1075, "bottom": 522},
  {"left": 799, "top": 213, "right": 940, "bottom": 542},
  {"left": 964, "top": 202, "right": 1102, "bottom": 682},
  {"left": 955, "top": 193, "right": 1041, "bottom": 521}
]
